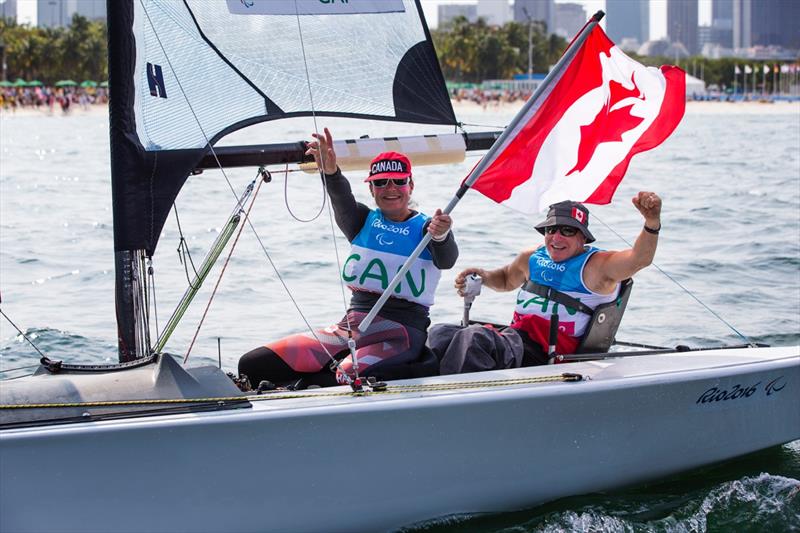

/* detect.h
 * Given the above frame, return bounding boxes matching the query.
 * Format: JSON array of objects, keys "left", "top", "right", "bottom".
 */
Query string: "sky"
[
  {"left": 13, "top": 0, "right": 36, "bottom": 26},
  {"left": 422, "top": 0, "right": 713, "bottom": 41}
]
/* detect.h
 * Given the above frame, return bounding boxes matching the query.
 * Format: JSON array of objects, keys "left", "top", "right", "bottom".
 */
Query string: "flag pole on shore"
[{"left": 357, "top": 12, "right": 607, "bottom": 333}]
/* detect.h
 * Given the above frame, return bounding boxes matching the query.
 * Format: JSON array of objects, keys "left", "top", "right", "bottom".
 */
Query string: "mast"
[{"left": 107, "top": 0, "right": 146, "bottom": 361}]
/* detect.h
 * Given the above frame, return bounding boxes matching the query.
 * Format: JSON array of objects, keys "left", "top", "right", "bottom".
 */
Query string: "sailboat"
[{"left": 1, "top": 2, "right": 798, "bottom": 532}]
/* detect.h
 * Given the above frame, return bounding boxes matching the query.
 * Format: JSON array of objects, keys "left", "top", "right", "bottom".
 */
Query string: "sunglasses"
[
  {"left": 371, "top": 177, "right": 410, "bottom": 188},
  {"left": 545, "top": 225, "right": 579, "bottom": 237}
]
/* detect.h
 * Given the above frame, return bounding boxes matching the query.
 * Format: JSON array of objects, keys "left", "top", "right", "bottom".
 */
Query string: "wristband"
[
  {"left": 644, "top": 224, "right": 660, "bottom": 235},
  {"left": 431, "top": 229, "right": 450, "bottom": 242}
]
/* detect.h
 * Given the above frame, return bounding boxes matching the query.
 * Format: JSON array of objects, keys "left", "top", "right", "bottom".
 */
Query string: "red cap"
[{"left": 365, "top": 151, "right": 412, "bottom": 182}]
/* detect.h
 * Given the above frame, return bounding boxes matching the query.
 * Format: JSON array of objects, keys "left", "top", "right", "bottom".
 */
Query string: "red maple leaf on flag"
[
  {"left": 567, "top": 74, "right": 645, "bottom": 176},
  {"left": 467, "top": 22, "right": 685, "bottom": 214}
]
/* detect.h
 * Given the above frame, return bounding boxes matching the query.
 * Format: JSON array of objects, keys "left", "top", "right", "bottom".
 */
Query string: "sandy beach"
[{"left": 2, "top": 99, "right": 798, "bottom": 119}]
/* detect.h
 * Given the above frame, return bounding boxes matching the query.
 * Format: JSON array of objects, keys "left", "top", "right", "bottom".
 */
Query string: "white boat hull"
[{"left": 2, "top": 346, "right": 798, "bottom": 532}]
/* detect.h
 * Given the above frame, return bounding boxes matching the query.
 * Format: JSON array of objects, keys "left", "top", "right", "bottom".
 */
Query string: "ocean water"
[{"left": 1, "top": 103, "right": 799, "bottom": 531}]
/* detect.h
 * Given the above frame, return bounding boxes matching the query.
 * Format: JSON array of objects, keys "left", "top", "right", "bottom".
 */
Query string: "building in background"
[
  {"left": 37, "top": 0, "right": 105, "bottom": 28},
  {"left": 513, "top": 0, "right": 553, "bottom": 34},
  {"left": 477, "top": 0, "right": 510, "bottom": 26},
  {"left": 710, "top": 0, "right": 733, "bottom": 48},
  {"left": 667, "top": 0, "right": 699, "bottom": 55},
  {"left": 698, "top": 24, "right": 713, "bottom": 53},
  {"left": 438, "top": 4, "right": 477, "bottom": 27},
  {"left": 732, "top": 0, "right": 799, "bottom": 54},
  {"left": 749, "top": 0, "right": 800, "bottom": 49},
  {"left": 0, "top": 0, "right": 17, "bottom": 21},
  {"left": 605, "top": 0, "right": 649, "bottom": 49},
  {"left": 732, "top": 0, "right": 750, "bottom": 48},
  {"left": 553, "top": 2, "right": 586, "bottom": 39}
]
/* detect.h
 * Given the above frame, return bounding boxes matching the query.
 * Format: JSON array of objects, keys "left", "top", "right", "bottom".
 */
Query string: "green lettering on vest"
[
  {"left": 342, "top": 253, "right": 360, "bottom": 282},
  {"left": 403, "top": 268, "right": 426, "bottom": 297},
  {"left": 522, "top": 295, "right": 549, "bottom": 312},
  {"left": 360, "top": 258, "right": 388, "bottom": 288}
]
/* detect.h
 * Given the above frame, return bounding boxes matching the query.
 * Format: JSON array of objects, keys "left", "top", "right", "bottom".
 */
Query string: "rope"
[
  {"left": 293, "top": 2, "right": 358, "bottom": 379},
  {"left": 593, "top": 214, "right": 756, "bottom": 346},
  {"left": 284, "top": 161, "right": 327, "bottom": 223},
  {"left": 0, "top": 309, "right": 49, "bottom": 360},
  {"left": 0, "top": 363, "right": 41, "bottom": 374},
  {"left": 173, "top": 204, "right": 200, "bottom": 287},
  {"left": 459, "top": 121, "right": 507, "bottom": 129},
  {"left": 0, "top": 373, "right": 578, "bottom": 410},
  {"left": 183, "top": 173, "right": 267, "bottom": 363}
]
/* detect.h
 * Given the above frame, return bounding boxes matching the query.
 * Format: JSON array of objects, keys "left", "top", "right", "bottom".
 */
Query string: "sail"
[{"left": 108, "top": 0, "right": 455, "bottom": 255}]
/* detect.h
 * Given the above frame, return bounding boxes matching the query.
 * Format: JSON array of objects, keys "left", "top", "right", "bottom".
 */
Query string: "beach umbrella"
[
  {"left": 80, "top": 80, "right": 98, "bottom": 88},
  {"left": 28, "top": 80, "right": 43, "bottom": 87},
  {"left": 13, "top": 78, "right": 27, "bottom": 87},
  {"left": 99, "top": 81, "right": 109, "bottom": 88},
  {"left": 55, "top": 80, "right": 78, "bottom": 87},
  {"left": 0, "top": 80, "right": 12, "bottom": 87}
]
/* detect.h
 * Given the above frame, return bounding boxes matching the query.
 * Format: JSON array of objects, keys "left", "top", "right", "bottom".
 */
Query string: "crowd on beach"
[
  {"left": 2, "top": 84, "right": 795, "bottom": 116},
  {"left": 0, "top": 86, "right": 109, "bottom": 114},
  {"left": 450, "top": 88, "right": 533, "bottom": 107}
]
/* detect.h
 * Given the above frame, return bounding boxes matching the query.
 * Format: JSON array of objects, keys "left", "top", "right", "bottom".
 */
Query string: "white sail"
[{"left": 131, "top": 0, "right": 455, "bottom": 151}]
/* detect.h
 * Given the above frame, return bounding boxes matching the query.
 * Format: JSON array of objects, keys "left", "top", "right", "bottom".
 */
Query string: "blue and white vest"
[
  {"left": 511, "top": 247, "right": 619, "bottom": 345},
  {"left": 342, "top": 210, "right": 441, "bottom": 307}
]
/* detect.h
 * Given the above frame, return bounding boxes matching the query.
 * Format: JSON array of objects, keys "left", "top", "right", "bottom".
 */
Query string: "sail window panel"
[
  {"left": 134, "top": 1, "right": 267, "bottom": 150},
  {"left": 185, "top": 0, "right": 428, "bottom": 118}
]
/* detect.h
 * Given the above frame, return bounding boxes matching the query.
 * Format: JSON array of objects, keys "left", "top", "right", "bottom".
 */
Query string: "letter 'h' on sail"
[{"left": 468, "top": 17, "right": 685, "bottom": 214}]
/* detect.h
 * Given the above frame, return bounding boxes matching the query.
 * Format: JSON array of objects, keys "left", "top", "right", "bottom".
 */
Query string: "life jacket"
[
  {"left": 342, "top": 209, "right": 441, "bottom": 307},
  {"left": 509, "top": 247, "right": 619, "bottom": 354}
]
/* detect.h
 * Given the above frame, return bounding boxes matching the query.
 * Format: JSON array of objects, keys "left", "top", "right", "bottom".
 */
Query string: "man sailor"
[
  {"left": 239, "top": 128, "right": 457, "bottom": 388},
  {"left": 432, "top": 193, "right": 661, "bottom": 372}
]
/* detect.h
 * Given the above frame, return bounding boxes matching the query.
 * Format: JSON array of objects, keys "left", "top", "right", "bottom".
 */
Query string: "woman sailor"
[{"left": 239, "top": 128, "right": 457, "bottom": 388}]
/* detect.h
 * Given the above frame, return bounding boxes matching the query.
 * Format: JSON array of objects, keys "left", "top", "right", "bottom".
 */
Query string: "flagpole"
[{"left": 357, "top": 11, "right": 606, "bottom": 333}]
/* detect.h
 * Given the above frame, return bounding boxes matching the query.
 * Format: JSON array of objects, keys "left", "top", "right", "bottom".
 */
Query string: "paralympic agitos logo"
[{"left": 695, "top": 376, "right": 787, "bottom": 404}]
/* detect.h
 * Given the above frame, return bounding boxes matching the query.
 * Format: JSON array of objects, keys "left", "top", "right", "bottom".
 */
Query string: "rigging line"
[
  {"left": 0, "top": 363, "right": 40, "bottom": 374},
  {"left": 148, "top": 258, "right": 160, "bottom": 339},
  {"left": 284, "top": 161, "right": 327, "bottom": 223},
  {"left": 270, "top": 168, "right": 305, "bottom": 175},
  {"left": 141, "top": 2, "right": 345, "bottom": 376},
  {"left": 593, "top": 214, "right": 756, "bottom": 346},
  {"left": 173, "top": 204, "right": 200, "bottom": 284},
  {"left": 294, "top": 4, "right": 355, "bottom": 343},
  {"left": 0, "top": 309, "right": 48, "bottom": 360},
  {"left": 184, "top": 171, "right": 266, "bottom": 364},
  {"left": 459, "top": 121, "right": 507, "bottom": 129},
  {"left": 1, "top": 372, "right": 38, "bottom": 381}
]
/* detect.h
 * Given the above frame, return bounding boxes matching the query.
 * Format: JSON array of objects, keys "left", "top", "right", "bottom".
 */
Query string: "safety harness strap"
[{"left": 521, "top": 280, "right": 595, "bottom": 316}]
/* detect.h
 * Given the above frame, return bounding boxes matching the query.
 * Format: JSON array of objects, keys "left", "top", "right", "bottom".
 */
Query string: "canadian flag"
[{"left": 469, "top": 24, "right": 685, "bottom": 214}]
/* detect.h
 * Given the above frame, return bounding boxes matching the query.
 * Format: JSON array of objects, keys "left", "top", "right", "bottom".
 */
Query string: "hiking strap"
[{"left": 521, "top": 280, "right": 595, "bottom": 316}]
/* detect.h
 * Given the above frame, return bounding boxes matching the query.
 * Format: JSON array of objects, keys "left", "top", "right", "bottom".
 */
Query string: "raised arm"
[
  {"left": 454, "top": 248, "right": 536, "bottom": 295},
  {"left": 305, "top": 127, "right": 369, "bottom": 240},
  {"left": 585, "top": 191, "right": 661, "bottom": 293}
]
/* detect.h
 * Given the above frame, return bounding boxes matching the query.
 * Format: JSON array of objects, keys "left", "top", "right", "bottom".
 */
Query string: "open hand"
[{"left": 305, "top": 127, "right": 338, "bottom": 175}]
